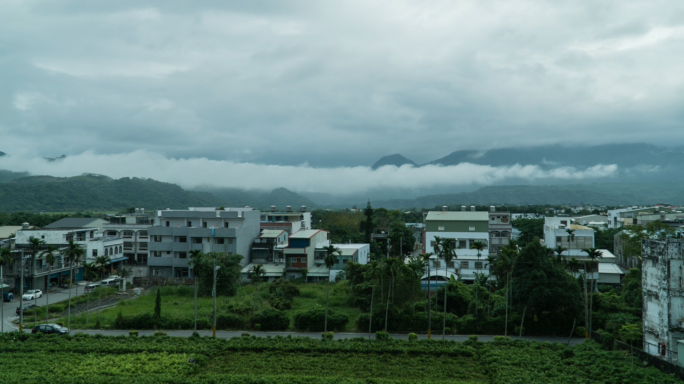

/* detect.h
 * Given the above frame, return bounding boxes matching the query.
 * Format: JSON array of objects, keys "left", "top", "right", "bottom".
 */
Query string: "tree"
[
  {"left": 422, "top": 252, "right": 434, "bottom": 333},
  {"left": 39, "top": 245, "right": 58, "bottom": 324},
  {"left": 191, "top": 252, "right": 244, "bottom": 297},
  {"left": 0, "top": 248, "right": 12, "bottom": 332},
  {"left": 153, "top": 287, "right": 161, "bottom": 321},
  {"left": 61, "top": 240, "right": 84, "bottom": 330},
  {"left": 361, "top": 201, "right": 374, "bottom": 244},
  {"left": 470, "top": 240, "right": 486, "bottom": 322},
  {"left": 188, "top": 249, "right": 205, "bottom": 331},
  {"left": 582, "top": 247, "right": 603, "bottom": 335},
  {"left": 249, "top": 264, "right": 266, "bottom": 315},
  {"left": 566, "top": 229, "right": 575, "bottom": 254},
  {"left": 440, "top": 240, "right": 456, "bottom": 339},
  {"left": 512, "top": 219, "right": 544, "bottom": 246},
  {"left": 95, "top": 255, "right": 111, "bottom": 325},
  {"left": 406, "top": 257, "right": 425, "bottom": 315},
  {"left": 322, "top": 245, "right": 340, "bottom": 334},
  {"left": 119, "top": 267, "right": 131, "bottom": 292},
  {"left": 554, "top": 245, "right": 566, "bottom": 266},
  {"left": 383, "top": 257, "right": 399, "bottom": 333}
]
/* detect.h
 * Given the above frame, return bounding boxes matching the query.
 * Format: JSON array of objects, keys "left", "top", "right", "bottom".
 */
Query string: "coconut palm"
[
  {"left": 440, "top": 240, "right": 456, "bottom": 340},
  {"left": 566, "top": 229, "right": 575, "bottom": 255},
  {"left": 95, "top": 255, "right": 111, "bottom": 325},
  {"left": 0, "top": 248, "right": 12, "bottom": 333},
  {"left": 322, "top": 245, "right": 340, "bottom": 334},
  {"left": 248, "top": 264, "right": 266, "bottom": 315},
  {"left": 119, "top": 267, "right": 131, "bottom": 292},
  {"left": 39, "top": 245, "right": 58, "bottom": 324},
  {"left": 188, "top": 250, "right": 205, "bottom": 331},
  {"left": 470, "top": 241, "right": 486, "bottom": 320},
  {"left": 61, "top": 240, "right": 84, "bottom": 329},
  {"left": 582, "top": 247, "right": 603, "bottom": 334},
  {"left": 406, "top": 257, "right": 425, "bottom": 315},
  {"left": 554, "top": 245, "right": 566, "bottom": 266}
]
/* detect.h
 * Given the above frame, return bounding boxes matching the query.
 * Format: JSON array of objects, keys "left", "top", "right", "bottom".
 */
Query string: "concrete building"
[
  {"left": 572, "top": 214, "right": 609, "bottom": 229},
  {"left": 43, "top": 217, "right": 109, "bottom": 233},
  {"left": 0, "top": 226, "right": 22, "bottom": 240},
  {"left": 282, "top": 229, "right": 330, "bottom": 280},
  {"left": 642, "top": 239, "right": 684, "bottom": 363},
  {"left": 260, "top": 206, "right": 312, "bottom": 234},
  {"left": 607, "top": 206, "right": 683, "bottom": 229},
  {"left": 104, "top": 210, "right": 155, "bottom": 277},
  {"left": 148, "top": 207, "right": 261, "bottom": 278},
  {"left": 543, "top": 217, "right": 595, "bottom": 257},
  {"left": 488, "top": 207, "right": 512, "bottom": 256}
]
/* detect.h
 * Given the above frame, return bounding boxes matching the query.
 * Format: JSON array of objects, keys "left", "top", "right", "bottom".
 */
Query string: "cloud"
[
  {"left": 0, "top": 150, "right": 618, "bottom": 195},
  {"left": 1, "top": 1, "right": 684, "bottom": 166}
]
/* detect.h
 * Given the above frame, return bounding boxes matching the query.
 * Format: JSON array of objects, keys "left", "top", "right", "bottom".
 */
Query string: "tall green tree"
[
  {"left": 470, "top": 240, "right": 486, "bottom": 320},
  {"left": 82, "top": 262, "right": 98, "bottom": 326},
  {"left": 361, "top": 201, "right": 374, "bottom": 244},
  {"left": 440, "top": 240, "right": 456, "bottom": 339},
  {"left": 39, "top": 245, "right": 58, "bottom": 324},
  {"left": 61, "top": 240, "right": 84, "bottom": 330},
  {"left": 153, "top": 287, "right": 161, "bottom": 321},
  {"left": 322, "top": 245, "right": 340, "bottom": 334},
  {"left": 383, "top": 257, "right": 399, "bottom": 333},
  {"left": 188, "top": 249, "right": 205, "bottom": 331},
  {"left": 192, "top": 252, "right": 244, "bottom": 297},
  {"left": 583, "top": 247, "right": 603, "bottom": 334},
  {"left": 249, "top": 264, "right": 266, "bottom": 315}
]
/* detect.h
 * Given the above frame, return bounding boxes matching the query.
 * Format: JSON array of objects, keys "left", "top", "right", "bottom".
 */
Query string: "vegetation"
[{"left": 0, "top": 333, "right": 677, "bottom": 383}]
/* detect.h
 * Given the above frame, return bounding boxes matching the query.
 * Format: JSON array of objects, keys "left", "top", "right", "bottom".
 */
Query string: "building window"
[
  {"left": 458, "top": 240, "right": 466, "bottom": 249},
  {"left": 187, "top": 221, "right": 192, "bottom": 227},
  {"left": 154, "top": 252, "right": 160, "bottom": 257},
  {"left": 153, "top": 269, "right": 162, "bottom": 276},
  {"left": 92, "top": 250, "right": 98, "bottom": 257},
  {"left": 124, "top": 242, "right": 133, "bottom": 250},
  {"left": 138, "top": 230, "right": 148, "bottom": 237},
  {"left": 433, "top": 260, "right": 441, "bottom": 268},
  {"left": 203, "top": 222, "right": 208, "bottom": 228},
  {"left": 430, "top": 241, "right": 436, "bottom": 247},
  {"left": 178, "top": 236, "right": 187, "bottom": 243},
  {"left": 469, "top": 226, "right": 475, "bottom": 231},
  {"left": 179, "top": 252, "right": 187, "bottom": 259},
  {"left": 216, "top": 238, "right": 226, "bottom": 244},
  {"left": 460, "top": 261, "right": 469, "bottom": 269},
  {"left": 224, "top": 222, "right": 229, "bottom": 228},
  {"left": 191, "top": 237, "right": 202, "bottom": 244},
  {"left": 139, "top": 242, "right": 148, "bottom": 250},
  {"left": 438, "top": 226, "right": 445, "bottom": 231},
  {"left": 123, "top": 231, "right": 133, "bottom": 238},
  {"left": 166, "top": 221, "right": 170, "bottom": 227},
  {"left": 166, "top": 251, "right": 171, "bottom": 255},
  {"left": 474, "top": 262, "right": 483, "bottom": 269}
]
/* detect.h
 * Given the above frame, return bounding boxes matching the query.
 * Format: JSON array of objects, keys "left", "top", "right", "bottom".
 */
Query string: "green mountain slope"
[{"left": 198, "top": 187, "right": 316, "bottom": 210}]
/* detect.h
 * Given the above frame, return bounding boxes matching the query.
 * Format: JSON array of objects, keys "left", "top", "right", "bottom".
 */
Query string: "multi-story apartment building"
[
  {"left": 543, "top": 217, "right": 595, "bottom": 257},
  {"left": 260, "top": 206, "right": 312, "bottom": 234},
  {"left": 641, "top": 239, "right": 684, "bottom": 363},
  {"left": 148, "top": 207, "right": 261, "bottom": 278},
  {"left": 488, "top": 207, "right": 512, "bottom": 256},
  {"left": 104, "top": 209, "right": 155, "bottom": 277}
]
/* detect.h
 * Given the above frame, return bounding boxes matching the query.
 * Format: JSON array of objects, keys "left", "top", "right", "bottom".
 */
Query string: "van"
[
  {"left": 84, "top": 283, "right": 100, "bottom": 293},
  {"left": 100, "top": 279, "right": 118, "bottom": 287}
]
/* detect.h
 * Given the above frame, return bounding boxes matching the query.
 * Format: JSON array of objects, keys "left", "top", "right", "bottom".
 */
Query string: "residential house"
[
  {"left": 488, "top": 207, "right": 512, "bottom": 256},
  {"left": 282, "top": 229, "right": 330, "bottom": 281},
  {"left": 240, "top": 229, "right": 289, "bottom": 282},
  {"left": 148, "top": 207, "right": 261, "bottom": 278},
  {"left": 543, "top": 217, "right": 595, "bottom": 257},
  {"left": 104, "top": 209, "right": 156, "bottom": 278},
  {"left": 260, "top": 206, "right": 312, "bottom": 234},
  {"left": 43, "top": 217, "right": 109, "bottom": 233}
]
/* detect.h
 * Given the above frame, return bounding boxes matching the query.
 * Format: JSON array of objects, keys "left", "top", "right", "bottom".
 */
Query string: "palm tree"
[
  {"left": 583, "top": 247, "right": 603, "bottom": 335},
  {"left": 566, "top": 229, "right": 575, "bottom": 256},
  {"left": 188, "top": 250, "right": 205, "bottom": 331},
  {"left": 470, "top": 241, "right": 486, "bottom": 320},
  {"left": 0, "top": 248, "right": 12, "bottom": 333},
  {"left": 248, "top": 264, "right": 266, "bottom": 316},
  {"left": 366, "top": 260, "right": 381, "bottom": 336},
  {"left": 95, "top": 255, "right": 111, "bottom": 325},
  {"left": 383, "top": 257, "right": 398, "bottom": 333},
  {"left": 406, "top": 257, "right": 425, "bottom": 316},
  {"left": 27, "top": 238, "right": 45, "bottom": 294},
  {"left": 322, "top": 245, "right": 340, "bottom": 334},
  {"left": 554, "top": 245, "right": 566, "bottom": 266},
  {"left": 39, "top": 245, "right": 58, "bottom": 324},
  {"left": 61, "top": 240, "right": 84, "bottom": 330},
  {"left": 440, "top": 240, "right": 456, "bottom": 340},
  {"left": 421, "top": 252, "right": 435, "bottom": 331}
]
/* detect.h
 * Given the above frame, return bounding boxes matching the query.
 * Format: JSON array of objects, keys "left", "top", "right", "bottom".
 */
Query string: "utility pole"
[
  {"left": 19, "top": 250, "right": 24, "bottom": 331},
  {"left": 212, "top": 260, "right": 220, "bottom": 338}
]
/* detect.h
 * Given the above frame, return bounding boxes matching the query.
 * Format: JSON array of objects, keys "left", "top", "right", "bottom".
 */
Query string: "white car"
[
  {"left": 23, "top": 289, "right": 43, "bottom": 300},
  {"left": 107, "top": 275, "right": 120, "bottom": 280}
]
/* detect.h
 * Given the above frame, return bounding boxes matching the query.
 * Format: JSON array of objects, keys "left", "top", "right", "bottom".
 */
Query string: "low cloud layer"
[{"left": 0, "top": 151, "right": 618, "bottom": 195}]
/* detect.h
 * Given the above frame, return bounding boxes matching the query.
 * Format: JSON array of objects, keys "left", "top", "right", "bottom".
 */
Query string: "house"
[
  {"left": 148, "top": 207, "right": 261, "bottom": 278},
  {"left": 104, "top": 209, "right": 156, "bottom": 276},
  {"left": 571, "top": 215, "right": 609, "bottom": 229},
  {"left": 641, "top": 239, "right": 684, "bottom": 362},
  {"left": 282, "top": 229, "right": 330, "bottom": 281},
  {"left": 607, "top": 206, "right": 683, "bottom": 229},
  {"left": 488, "top": 207, "right": 512, "bottom": 256},
  {"left": 240, "top": 229, "right": 289, "bottom": 283},
  {"left": 260, "top": 206, "right": 312, "bottom": 234},
  {"left": 543, "top": 217, "right": 595, "bottom": 257}
]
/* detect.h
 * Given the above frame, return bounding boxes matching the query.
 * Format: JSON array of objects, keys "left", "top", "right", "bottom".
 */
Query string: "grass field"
[
  {"left": 60, "top": 282, "right": 364, "bottom": 331},
  {"left": 0, "top": 333, "right": 676, "bottom": 384}
]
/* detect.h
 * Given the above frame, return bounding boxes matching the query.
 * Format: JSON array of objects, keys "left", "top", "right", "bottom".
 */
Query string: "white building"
[
  {"left": 543, "top": 217, "right": 595, "bottom": 257},
  {"left": 260, "top": 206, "right": 312, "bottom": 235},
  {"left": 104, "top": 209, "right": 155, "bottom": 276}
]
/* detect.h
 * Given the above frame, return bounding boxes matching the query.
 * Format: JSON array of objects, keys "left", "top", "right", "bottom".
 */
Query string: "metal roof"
[
  {"left": 260, "top": 230, "right": 285, "bottom": 238},
  {"left": 307, "top": 265, "right": 330, "bottom": 277},
  {"left": 425, "top": 211, "right": 489, "bottom": 221},
  {"left": 338, "top": 249, "right": 358, "bottom": 257},
  {"left": 44, "top": 218, "right": 105, "bottom": 229},
  {"left": 291, "top": 229, "right": 326, "bottom": 239}
]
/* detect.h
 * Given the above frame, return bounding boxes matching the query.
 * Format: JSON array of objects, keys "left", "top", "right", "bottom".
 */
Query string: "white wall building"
[{"left": 543, "top": 217, "right": 595, "bottom": 257}]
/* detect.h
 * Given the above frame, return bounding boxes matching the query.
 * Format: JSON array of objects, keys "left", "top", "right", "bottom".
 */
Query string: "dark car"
[
  {"left": 16, "top": 304, "right": 38, "bottom": 315},
  {"left": 2, "top": 292, "right": 13, "bottom": 302},
  {"left": 31, "top": 324, "right": 69, "bottom": 335}
]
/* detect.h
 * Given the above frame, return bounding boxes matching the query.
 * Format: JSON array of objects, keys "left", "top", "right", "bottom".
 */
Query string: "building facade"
[{"left": 260, "top": 206, "right": 312, "bottom": 234}]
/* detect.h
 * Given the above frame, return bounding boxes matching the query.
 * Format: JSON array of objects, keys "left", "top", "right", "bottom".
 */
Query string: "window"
[
  {"left": 460, "top": 261, "right": 469, "bottom": 269},
  {"left": 166, "top": 221, "right": 170, "bottom": 227},
  {"left": 433, "top": 260, "right": 441, "bottom": 268},
  {"left": 343, "top": 260, "right": 348, "bottom": 264},
  {"left": 448, "top": 261, "right": 456, "bottom": 268},
  {"left": 123, "top": 231, "right": 133, "bottom": 237},
  {"left": 474, "top": 262, "right": 483, "bottom": 269},
  {"left": 139, "top": 242, "right": 148, "bottom": 250},
  {"left": 187, "top": 221, "right": 192, "bottom": 227},
  {"left": 458, "top": 240, "right": 467, "bottom": 249},
  {"left": 166, "top": 251, "right": 171, "bottom": 255},
  {"left": 469, "top": 226, "right": 475, "bottom": 231},
  {"left": 153, "top": 235, "right": 162, "bottom": 242},
  {"left": 124, "top": 242, "right": 133, "bottom": 250},
  {"left": 92, "top": 250, "right": 98, "bottom": 257},
  {"left": 138, "top": 230, "right": 148, "bottom": 237},
  {"left": 224, "top": 222, "right": 229, "bottom": 228},
  {"left": 301, "top": 257, "right": 306, "bottom": 263},
  {"left": 556, "top": 236, "right": 562, "bottom": 244},
  {"left": 191, "top": 237, "right": 202, "bottom": 244},
  {"left": 438, "top": 226, "right": 445, "bottom": 231},
  {"left": 179, "top": 252, "right": 187, "bottom": 259},
  {"left": 561, "top": 220, "right": 568, "bottom": 226},
  {"left": 430, "top": 241, "right": 436, "bottom": 247},
  {"left": 178, "top": 236, "right": 187, "bottom": 243},
  {"left": 154, "top": 251, "right": 161, "bottom": 257},
  {"left": 203, "top": 222, "right": 208, "bottom": 228},
  {"left": 107, "top": 231, "right": 117, "bottom": 236},
  {"left": 216, "top": 238, "right": 225, "bottom": 244}
]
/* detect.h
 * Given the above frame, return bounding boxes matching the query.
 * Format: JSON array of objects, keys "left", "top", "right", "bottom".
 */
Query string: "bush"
[
  {"left": 253, "top": 308, "right": 290, "bottom": 331},
  {"left": 575, "top": 326, "right": 587, "bottom": 338},
  {"left": 321, "top": 331, "right": 334, "bottom": 340},
  {"left": 241, "top": 332, "right": 251, "bottom": 337},
  {"left": 216, "top": 313, "right": 244, "bottom": 330},
  {"left": 269, "top": 295, "right": 293, "bottom": 310},
  {"left": 375, "top": 331, "right": 390, "bottom": 340},
  {"left": 153, "top": 331, "right": 167, "bottom": 337},
  {"left": 294, "top": 308, "right": 349, "bottom": 332},
  {"left": 408, "top": 333, "right": 418, "bottom": 341},
  {"left": 469, "top": 335, "right": 478, "bottom": 342},
  {"left": 268, "top": 279, "right": 300, "bottom": 300},
  {"left": 129, "top": 330, "right": 139, "bottom": 337}
]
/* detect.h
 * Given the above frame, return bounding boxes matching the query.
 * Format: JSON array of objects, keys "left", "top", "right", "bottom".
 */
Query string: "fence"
[
  {"left": 591, "top": 331, "right": 684, "bottom": 379},
  {"left": 133, "top": 277, "right": 195, "bottom": 287}
]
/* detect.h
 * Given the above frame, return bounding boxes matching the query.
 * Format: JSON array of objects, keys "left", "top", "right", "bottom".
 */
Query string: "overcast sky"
[{"left": 1, "top": 1, "right": 683, "bottom": 187}]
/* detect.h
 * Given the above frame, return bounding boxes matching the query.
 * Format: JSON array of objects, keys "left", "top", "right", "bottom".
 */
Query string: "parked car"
[
  {"left": 31, "top": 324, "right": 69, "bottom": 335},
  {"left": 2, "top": 292, "right": 13, "bottom": 302},
  {"left": 84, "top": 283, "right": 100, "bottom": 293},
  {"left": 22, "top": 289, "right": 43, "bottom": 300},
  {"left": 100, "top": 279, "right": 118, "bottom": 287},
  {"left": 107, "top": 275, "right": 120, "bottom": 280},
  {"left": 16, "top": 304, "right": 38, "bottom": 315}
]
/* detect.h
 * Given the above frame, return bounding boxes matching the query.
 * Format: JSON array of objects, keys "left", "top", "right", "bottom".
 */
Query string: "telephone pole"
[{"left": 212, "top": 260, "right": 220, "bottom": 338}]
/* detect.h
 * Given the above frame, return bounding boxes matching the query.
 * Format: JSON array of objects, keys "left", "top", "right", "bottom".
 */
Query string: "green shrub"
[
  {"left": 241, "top": 332, "right": 251, "bottom": 337},
  {"left": 216, "top": 314, "right": 244, "bottom": 330},
  {"left": 268, "top": 279, "right": 300, "bottom": 300},
  {"left": 269, "top": 295, "right": 293, "bottom": 310},
  {"left": 129, "top": 330, "right": 139, "bottom": 337},
  {"left": 408, "top": 333, "right": 418, "bottom": 341},
  {"left": 153, "top": 331, "right": 167, "bottom": 337},
  {"left": 294, "top": 308, "right": 348, "bottom": 332},
  {"left": 375, "top": 331, "right": 390, "bottom": 340},
  {"left": 253, "top": 308, "right": 290, "bottom": 331},
  {"left": 493, "top": 336, "right": 510, "bottom": 343},
  {"left": 190, "top": 331, "right": 201, "bottom": 339},
  {"left": 469, "top": 335, "right": 478, "bottom": 342},
  {"left": 321, "top": 331, "right": 334, "bottom": 340},
  {"left": 575, "top": 326, "right": 587, "bottom": 338},
  {"left": 255, "top": 324, "right": 261, "bottom": 330}
]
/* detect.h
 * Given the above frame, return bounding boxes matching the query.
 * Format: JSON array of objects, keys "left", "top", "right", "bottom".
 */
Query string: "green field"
[
  {"left": 0, "top": 333, "right": 676, "bottom": 383},
  {"left": 60, "top": 283, "right": 363, "bottom": 331}
]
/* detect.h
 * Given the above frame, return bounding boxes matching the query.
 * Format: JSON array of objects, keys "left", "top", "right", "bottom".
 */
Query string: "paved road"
[
  {"left": 52, "top": 329, "right": 586, "bottom": 346},
  {"left": 1, "top": 283, "right": 89, "bottom": 333}
]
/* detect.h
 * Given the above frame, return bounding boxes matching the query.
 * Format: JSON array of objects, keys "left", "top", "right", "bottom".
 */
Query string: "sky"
[{"left": 1, "top": 1, "right": 683, "bottom": 192}]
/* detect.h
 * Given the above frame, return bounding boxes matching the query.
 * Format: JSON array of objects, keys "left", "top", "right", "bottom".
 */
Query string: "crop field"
[{"left": 0, "top": 333, "right": 677, "bottom": 384}]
